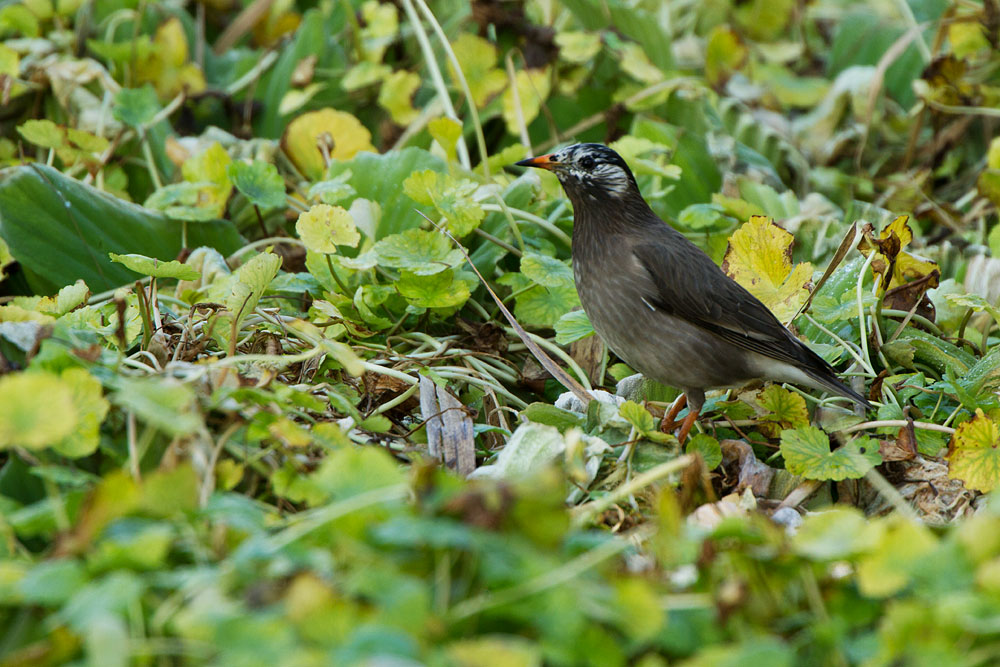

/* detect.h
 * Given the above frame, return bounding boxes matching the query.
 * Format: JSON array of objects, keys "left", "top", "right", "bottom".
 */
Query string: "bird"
[{"left": 515, "top": 143, "right": 870, "bottom": 444}]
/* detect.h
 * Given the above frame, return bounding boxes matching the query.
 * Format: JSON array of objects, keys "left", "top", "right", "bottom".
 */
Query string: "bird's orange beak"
[{"left": 515, "top": 154, "right": 560, "bottom": 171}]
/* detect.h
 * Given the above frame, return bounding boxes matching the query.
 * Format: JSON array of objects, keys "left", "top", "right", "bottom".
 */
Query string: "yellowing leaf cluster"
[{"left": 722, "top": 215, "right": 813, "bottom": 323}]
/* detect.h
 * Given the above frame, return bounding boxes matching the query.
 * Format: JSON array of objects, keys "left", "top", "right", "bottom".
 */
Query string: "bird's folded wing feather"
[{"left": 632, "top": 242, "right": 809, "bottom": 367}]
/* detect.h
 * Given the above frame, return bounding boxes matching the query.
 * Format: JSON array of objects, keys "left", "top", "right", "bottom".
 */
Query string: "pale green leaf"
[
  {"left": 296, "top": 204, "right": 361, "bottom": 253},
  {"left": 109, "top": 253, "right": 201, "bottom": 280}
]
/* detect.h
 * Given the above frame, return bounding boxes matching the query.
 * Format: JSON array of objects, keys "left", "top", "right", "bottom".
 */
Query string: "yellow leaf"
[
  {"left": 360, "top": 0, "right": 398, "bottom": 63},
  {"left": 618, "top": 43, "right": 663, "bottom": 85},
  {"left": 947, "top": 409, "right": 1000, "bottom": 493},
  {"left": 282, "top": 109, "right": 376, "bottom": 180},
  {"left": 705, "top": 25, "right": 747, "bottom": 86},
  {"left": 377, "top": 70, "right": 420, "bottom": 126},
  {"left": 722, "top": 216, "right": 813, "bottom": 323},
  {"left": 449, "top": 33, "right": 506, "bottom": 107},
  {"left": 858, "top": 215, "right": 939, "bottom": 291},
  {"left": 856, "top": 516, "right": 936, "bottom": 597},
  {"left": 181, "top": 142, "right": 231, "bottom": 218},
  {"left": 987, "top": 137, "right": 1000, "bottom": 171},
  {"left": 501, "top": 68, "right": 550, "bottom": 136},
  {"left": 428, "top": 117, "right": 462, "bottom": 162},
  {"left": 554, "top": 31, "right": 601, "bottom": 64},
  {"left": 296, "top": 204, "right": 361, "bottom": 253},
  {"left": 0, "top": 372, "right": 78, "bottom": 449}
]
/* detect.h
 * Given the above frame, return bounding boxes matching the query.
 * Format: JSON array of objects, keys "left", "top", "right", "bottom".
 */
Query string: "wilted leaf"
[
  {"left": 296, "top": 204, "right": 361, "bottom": 253},
  {"left": 780, "top": 427, "right": 881, "bottom": 480},
  {"left": 722, "top": 216, "right": 813, "bottom": 322},
  {"left": 947, "top": 409, "right": 1000, "bottom": 493}
]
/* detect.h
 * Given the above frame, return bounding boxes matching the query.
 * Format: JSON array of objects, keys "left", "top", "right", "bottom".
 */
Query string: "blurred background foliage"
[{"left": 1, "top": 0, "right": 1000, "bottom": 664}]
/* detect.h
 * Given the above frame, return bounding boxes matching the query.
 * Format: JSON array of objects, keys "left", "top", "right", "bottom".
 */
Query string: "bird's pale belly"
[{"left": 577, "top": 276, "right": 755, "bottom": 391}]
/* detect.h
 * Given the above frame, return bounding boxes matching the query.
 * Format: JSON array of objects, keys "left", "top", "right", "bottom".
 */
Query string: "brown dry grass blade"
[
  {"left": 795, "top": 221, "right": 859, "bottom": 320},
  {"left": 414, "top": 210, "right": 594, "bottom": 407}
]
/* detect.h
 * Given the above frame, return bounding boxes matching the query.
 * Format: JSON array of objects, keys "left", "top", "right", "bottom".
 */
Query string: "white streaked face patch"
[{"left": 553, "top": 145, "right": 634, "bottom": 198}]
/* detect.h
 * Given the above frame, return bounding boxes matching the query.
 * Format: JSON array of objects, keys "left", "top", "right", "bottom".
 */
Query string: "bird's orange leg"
[
  {"left": 675, "top": 406, "right": 701, "bottom": 445},
  {"left": 659, "top": 394, "right": 687, "bottom": 433}
]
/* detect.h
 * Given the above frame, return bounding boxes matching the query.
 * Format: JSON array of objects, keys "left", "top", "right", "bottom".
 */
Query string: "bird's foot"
[
  {"left": 675, "top": 407, "right": 701, "bottom": 446},
  {"left": 659, "top": 394, "right": 688, "bottom": 433}
]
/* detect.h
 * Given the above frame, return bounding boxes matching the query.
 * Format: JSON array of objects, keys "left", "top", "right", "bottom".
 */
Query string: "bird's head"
[{"left": 515, "top": 143, "right": 638, "bottom": 201}]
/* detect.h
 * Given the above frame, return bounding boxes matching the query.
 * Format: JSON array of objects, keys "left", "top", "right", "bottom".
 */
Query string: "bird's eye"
[{"left": 579, "top": 155, "right": 596, "bottom": 170}]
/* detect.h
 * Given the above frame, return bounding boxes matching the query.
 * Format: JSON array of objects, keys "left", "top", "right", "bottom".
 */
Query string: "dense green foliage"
[{"left": 1, "top": 0, "right": 1000, "bottom": 664}]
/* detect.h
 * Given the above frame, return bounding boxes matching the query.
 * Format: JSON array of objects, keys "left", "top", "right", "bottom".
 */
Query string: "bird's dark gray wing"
[{"left": 632, "top": 240, "right": 811, "bottom": 368}]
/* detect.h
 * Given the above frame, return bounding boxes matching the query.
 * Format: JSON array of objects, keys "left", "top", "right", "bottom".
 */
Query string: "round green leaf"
[
  {"left": 780, "top": 427, "right": 881, "bottom": 481},
  {"left": 109, "top": 253, "right": 201, "bottom": 280},
  {"left": 521, "top": 252, "right": 575, "bottom": 288},
  {"left": 228, "top": 160, "right": 286, "bottom": 210},
  {"left": 554, "top": 309, "right": 594, "bottom": 345},
  {"left": 686, "top": 433, "right": 723, "bottom": 469},
  {"left": 113, "top": 86, "right": 161, "bottom": 128},
  {"left": 395, "top": 269, "right": 470, "bottom": 308},
  {"left": 373, "top": 229, "right": 463, "bottom": 275}
]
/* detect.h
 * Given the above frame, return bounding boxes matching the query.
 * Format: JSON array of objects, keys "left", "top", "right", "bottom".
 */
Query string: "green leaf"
[
  {"left": 521, "top": 252, "right": 574, "bottom": 288},
  {"left": 143, "top": 183, "right": 221, "bottom": 222},
  {"left": 109, "top": 253, "right": 201, "bottom": 280},
  {"left": 17, "top": 119, "right": 64, "bottom": 149},
  {"left": 226, "top": 252, "right": 282, "bottom": 331},
  {"left": 395, "top": 269, "right": 470, "bottom": 309},
  {"left": 554, "top": 309, "right": 594, "bottom": 345},
  {"left": 296, "top": 204, "right": 361, "bottom": 253},
  {"left": 51, "top": 368, "right": 110, "bottom": 458},
  {"left": 374, "top": 229, "right": 464, "bottom": 275},
  {"left": 619, "top": 400, "right": 657, "bottom": 433},
  {"left": 111, "top": 377, "right": 201, "bottom": 437},
  {"left": 113, "top": 86, "right": 161, "bottom": 128},
  {"left": 326, "top": 148, "right": 446, "bottom": 239},
  {"left": 513, "top": 285, "right": 580, "bottom": 329},
  {"left": 227, "top": 160, "right": 286, "bottom": 210},
  {"left": 793, "top": 507, "right": 874, "bottom": 560},
  {"left": 946, "top": 410, "right": 1000, "bottom": 493},
  {"left": 402, "top": 170, "right": 484, "bottom": 238},
  {"left": 686, "top": 434, "right": 722, "bottom": 469},
  {"left": 0, "top": 372, "right": 78, "bottom": 450},
  {"left": 780, "top": 427, "right": 881, "bottom": 481},
  {"left": 0, "top": 164, "right": 244, "bottom": 294}
]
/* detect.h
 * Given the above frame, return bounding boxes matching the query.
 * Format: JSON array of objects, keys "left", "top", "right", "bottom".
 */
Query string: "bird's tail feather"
[{"left": 804, "top": 369, "right": 871, "bottom": 409}]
